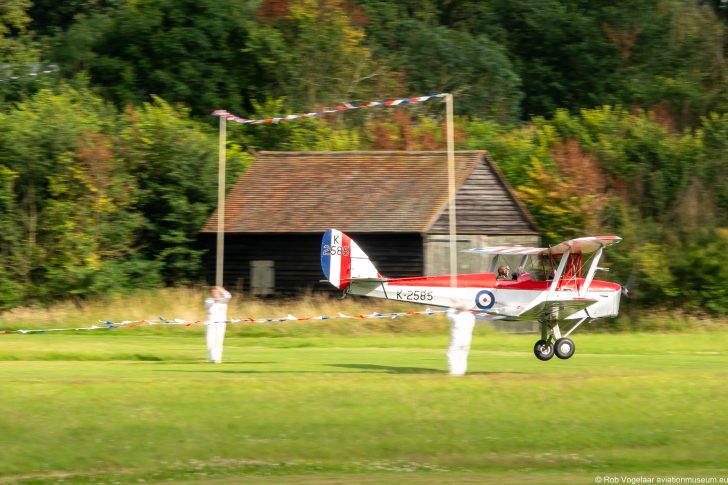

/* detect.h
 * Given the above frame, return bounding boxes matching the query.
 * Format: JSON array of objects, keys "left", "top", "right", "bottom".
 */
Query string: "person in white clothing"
[
  {"left": 446, "top": 299, "right": 476, "bottom": 376},
  {"left": 205, "top": 286, "right": 231, "bottom": 363}
]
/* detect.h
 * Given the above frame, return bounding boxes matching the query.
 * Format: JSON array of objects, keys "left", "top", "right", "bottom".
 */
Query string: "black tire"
[
  {"left": 554, "top": 338, "right": 575, "bottom": 360},
  {"left": 533, "top": 339, "right": 554, "bottom": 361}
]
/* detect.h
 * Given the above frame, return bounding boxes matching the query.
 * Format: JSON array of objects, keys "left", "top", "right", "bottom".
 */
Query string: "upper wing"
[
  {"left": 548, "top": 236, "right": 622, "bottom": 255},
  {"left": 463, "top": 246, "right": 545, "bottom": 255},
  {"left": 464, "top": 236, "right": 622, "bottom": 256}
]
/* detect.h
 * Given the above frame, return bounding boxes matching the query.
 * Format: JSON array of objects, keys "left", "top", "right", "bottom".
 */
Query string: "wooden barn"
[{"left": 199, "top": 151, "right": 539, "bottom": 295}]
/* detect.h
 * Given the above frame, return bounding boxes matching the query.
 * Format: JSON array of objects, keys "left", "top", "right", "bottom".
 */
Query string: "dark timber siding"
[
  {"left": 429, "top": 158, "right": 536, "bottom": 235},
  {"left": 201, "top": 233, "right": 423, "bottom": 295}
]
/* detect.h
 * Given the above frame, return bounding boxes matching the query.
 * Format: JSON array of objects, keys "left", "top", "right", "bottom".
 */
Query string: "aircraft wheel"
[
  {"left": 533, "top": 339, "right": 554, "bottom": 361},
  {"left": 554, "top": 338, "right": 575, "bottom": 360}
]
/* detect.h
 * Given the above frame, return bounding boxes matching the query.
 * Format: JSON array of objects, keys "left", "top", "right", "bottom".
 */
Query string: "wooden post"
[
  {"left": 215, "top": 115, "right": 226, "bottom": 287},
  {"left": 446, "top": 93, "right": 457, "bottom": 287}
]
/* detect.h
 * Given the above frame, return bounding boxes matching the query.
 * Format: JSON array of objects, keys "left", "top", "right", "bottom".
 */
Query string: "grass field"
[{"left": 1, "top": 320, "right": 728, "bottom": 484}]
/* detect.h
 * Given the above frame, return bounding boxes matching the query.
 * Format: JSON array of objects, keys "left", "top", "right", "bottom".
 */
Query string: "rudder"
[{"left": 321, "top": 229, "right": 380, "bottom": 289}]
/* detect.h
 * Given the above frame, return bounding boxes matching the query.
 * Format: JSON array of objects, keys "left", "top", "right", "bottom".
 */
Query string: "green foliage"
[
  {"left": 696, "top": 113, "right": 728, "bottom": 222},
  {"left": 0, "top": 86, "right": 231, "bottom": 306},
  {"left": 0, "top": 0, "right": 47, "bottom": 108},
  {"left": 634, "top": 242, "right": 680, "bottom": 300},
  {"left": 464, "top": 119, "right": 558, "bottom": 188},
  {"left": 447, "top": 0, "right": 621, "bottom": 117},
  {"left": 0, "top": 85, "right": 117, "bottom": 299},
  {"left": 514, "top": 161, "right": 592, "bottom": 244},
  {"left": 354, "top": 0, "right": 522, "bottom": 120},
  {"left": 53, "top": 0, "right": 258, "bottom": 116},
  {"left": 0, "top": 85, "right": 162, "bottom": 301},
  {"left": 0, "top": 0, "right": 32, "bottom": 56},
  {"left": 547, "top": 107, "right": 698, "bottom": 218},
  {"left": 379, "top": 20, "right": 522, "bottom": 121},
  {"left": 670, "top": 232, "right": 728, "bottom": 314},
  {"left": 0, "top": 165, "right": 23, "bottom": 309},
  {"left": 247, "top": 0, "right": 381, "bottom": 111},
  {"left": 28, "top": 0, "right": 119, "bottom": 35},
  {"left": 435, "top": 0, "right": 727, "bottom": 123},
  {"left": 120, "top": 97, "right": 245, "bottom": 283},
  {"left": 614, "top": 0, "right": 728, "bottom": 127},
  {"left": 39, "top": 144, "right": 153, "bottom": 298},
  {"left": 43, "top": 0, "right": 728, "bottom": 125}
]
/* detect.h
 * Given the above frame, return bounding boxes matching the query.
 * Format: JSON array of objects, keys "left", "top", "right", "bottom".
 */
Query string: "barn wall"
[
  {"left": 429, "top": 157, "right": 538, "bottom": 235},
  {"left": 200, "top": 233, "right": 424, "bottom": 295}
]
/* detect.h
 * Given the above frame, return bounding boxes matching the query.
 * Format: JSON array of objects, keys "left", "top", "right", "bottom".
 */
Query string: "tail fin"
[{"left": 321, "top": 228, "right": 380, "bottom": 290}]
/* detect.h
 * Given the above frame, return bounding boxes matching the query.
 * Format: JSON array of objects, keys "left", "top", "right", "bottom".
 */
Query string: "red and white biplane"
[{"left": 321, "top": 228, "right": 622, "bottom": 361}]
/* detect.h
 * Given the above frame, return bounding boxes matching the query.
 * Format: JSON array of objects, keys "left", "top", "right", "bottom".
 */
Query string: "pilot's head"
[{"left": 497, "top": 265, "right": 511, "bottom": 278}]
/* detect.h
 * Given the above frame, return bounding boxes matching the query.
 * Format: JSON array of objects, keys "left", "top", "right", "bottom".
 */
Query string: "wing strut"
[
  {"left": 547, "top": 249, "right": 571, "bottom": 300},
  {"left": 579, "top": 247, "right": 603, "bottom": 297}
]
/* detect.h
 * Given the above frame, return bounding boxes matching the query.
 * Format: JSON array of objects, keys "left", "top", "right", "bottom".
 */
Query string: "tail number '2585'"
[
  {"left": 322, "top": 245, "right": 350, "bottom": 256},
  {"left": 396, "top": 290, "right": 433, "bottom": 301}
]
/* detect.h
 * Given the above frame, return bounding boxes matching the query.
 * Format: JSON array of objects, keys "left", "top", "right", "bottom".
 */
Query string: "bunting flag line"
[
  {"left": 0, "top": 63, "right": 58, "bottom": 83},
  {"left": 0, "top": 308, "right": 451, "bottom": 335},
  {"left": 212, "top": 93, "right": 447, "bottom": 125}
]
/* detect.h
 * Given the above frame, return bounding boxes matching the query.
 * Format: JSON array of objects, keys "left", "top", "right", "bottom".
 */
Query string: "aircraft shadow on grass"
[
  {"left": 155, "top": 366, "right": 428, "bottom": 374},
  {"left": 154, "top": 363, "right": 525, "bottom": 375},
  {"left": 153, "top": 361, "right": 277, "bottom": 365},
  {"left": 328, "top": 363, "right": 440, "bottom": 374},
  {"left": 326, "top": 364, "right": 525, "bottom": 375}
]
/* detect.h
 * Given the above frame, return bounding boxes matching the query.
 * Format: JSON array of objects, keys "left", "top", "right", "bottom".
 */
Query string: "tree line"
[{"left": 0, "top": 0, "right": 726, "bottom": 315}]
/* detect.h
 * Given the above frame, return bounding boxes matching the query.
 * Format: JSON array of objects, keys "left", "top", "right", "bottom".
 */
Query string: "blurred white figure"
[
  {"left": 205, "top": 286, "right": 231, "bottom": 363},
  {"left": 446, "top": 299, "right": 476, "bottom": 376}
]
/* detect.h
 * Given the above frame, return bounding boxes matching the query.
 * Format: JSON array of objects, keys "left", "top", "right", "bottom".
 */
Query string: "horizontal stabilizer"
[{"left": 348, "top": 277, "right": 389, "bottom": 283}]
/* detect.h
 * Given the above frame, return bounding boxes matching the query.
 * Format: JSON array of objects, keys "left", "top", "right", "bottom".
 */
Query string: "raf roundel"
[{"left": 474, "top": 290, "right": 495, "bottom": 310}]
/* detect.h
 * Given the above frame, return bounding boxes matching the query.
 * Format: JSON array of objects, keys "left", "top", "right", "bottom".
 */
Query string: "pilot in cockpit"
[{"left": 497, "top": 264, "right": 511, "bottom": 280}]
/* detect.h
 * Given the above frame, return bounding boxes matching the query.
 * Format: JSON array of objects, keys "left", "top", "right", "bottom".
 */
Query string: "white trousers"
[
  {"left": 447, "top": 345, "right": 470, "bottom": 376},
  {"left": 446, "top": 309, "right": 475, "bottom": 376},
  {"left": 206, "top": 321, "right": 226, "bottom": 363}
]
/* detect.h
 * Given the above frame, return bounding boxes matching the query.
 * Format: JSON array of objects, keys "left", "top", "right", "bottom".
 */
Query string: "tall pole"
[
  {"left": 215, "top": 115, "right": 226, "bottom": 287},
  {"left": 446, "top": 93, "right": 457, "bottom": 287}
]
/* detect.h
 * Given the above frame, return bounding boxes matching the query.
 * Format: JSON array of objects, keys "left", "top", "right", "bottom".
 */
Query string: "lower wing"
[{"left": 516, "top": 299, "right": 597, "bottom": 321}]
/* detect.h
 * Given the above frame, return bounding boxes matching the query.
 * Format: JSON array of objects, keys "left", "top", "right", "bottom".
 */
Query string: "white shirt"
[{"left": 205, "top": 290, "right": 232, "bottom": 324}]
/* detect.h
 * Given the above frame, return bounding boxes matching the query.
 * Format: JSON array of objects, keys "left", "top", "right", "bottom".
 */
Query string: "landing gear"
[
  {"left": 554, "top": 338, "right": 575, "bottom": 360},
  {"left": 534, "top": 318, "right": 586, "bottom": 361},
  {"left": 533, "top": 339, "right": 554, "bottom": 361}
]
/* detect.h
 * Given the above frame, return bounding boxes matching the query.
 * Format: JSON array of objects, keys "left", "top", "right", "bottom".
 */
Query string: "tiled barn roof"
[{"left": 201, "top": 151, "right": 537, "bottom": 234}]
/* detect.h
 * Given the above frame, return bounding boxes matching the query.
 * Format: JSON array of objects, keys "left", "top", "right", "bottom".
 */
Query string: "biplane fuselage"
[
  {"left": 352, "top": 273, "right": 621, "bottom": 322},
  {"left": 321, "top": 228, "right": 623, "bottom": 360}
]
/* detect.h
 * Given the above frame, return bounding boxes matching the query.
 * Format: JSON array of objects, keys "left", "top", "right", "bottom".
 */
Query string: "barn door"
[{"left": 250, "top": 260, "right": 275, "bottom": 296}]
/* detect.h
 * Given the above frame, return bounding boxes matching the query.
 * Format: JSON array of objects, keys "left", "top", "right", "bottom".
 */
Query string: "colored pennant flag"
[
  {"left": 212, "top": 94, "right": 447, "bottom": 125},
  {"left": 0, "top": 308, "right": 450, "bottom": 335}
]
